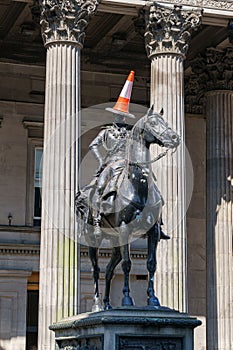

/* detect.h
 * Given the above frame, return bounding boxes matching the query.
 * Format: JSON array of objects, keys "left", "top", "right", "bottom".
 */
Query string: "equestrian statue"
[{"left": 75, "top": 71, "right": 180, "bottom": 311}]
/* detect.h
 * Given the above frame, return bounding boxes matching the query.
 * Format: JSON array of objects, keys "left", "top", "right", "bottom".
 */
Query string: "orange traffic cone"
[{"left": 106, "top": 71, "right": 135, "bottom": 118}]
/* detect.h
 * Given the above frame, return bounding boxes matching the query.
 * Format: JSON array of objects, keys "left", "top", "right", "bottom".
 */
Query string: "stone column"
[
  {"left": 145, "top": 3, "right": 202, "bottom": 311},
  {"left": 206, "top": 90, "right": 233, "bottom": 350},
  {"left": 203, "top": 48, "right": 233, "bottom": 350},
  {"left": 38, "top": 1, "right": 98, "bottom": 349}
]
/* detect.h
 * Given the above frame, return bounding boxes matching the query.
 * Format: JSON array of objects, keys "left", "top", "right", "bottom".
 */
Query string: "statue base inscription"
[{"left": 50, "top": 307, "right": 201, "bottom": 350}]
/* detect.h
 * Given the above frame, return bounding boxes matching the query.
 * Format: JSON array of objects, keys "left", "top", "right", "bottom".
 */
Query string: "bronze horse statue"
[{"left": 76, "top": 107, "right": 180, "bottom": 310}]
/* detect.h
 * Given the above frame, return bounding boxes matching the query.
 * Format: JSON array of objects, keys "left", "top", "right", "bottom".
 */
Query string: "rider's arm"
[{"left": 89, "top": 129, "right": 106, "bottom": 168}]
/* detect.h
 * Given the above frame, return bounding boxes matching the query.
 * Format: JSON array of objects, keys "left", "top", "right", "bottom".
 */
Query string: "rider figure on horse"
[
  {"left": 90, "top": 71, "right": 135, "bottom": 236},
  {"left": 90, "top": 71, "right": 169, "bottom": 240}
]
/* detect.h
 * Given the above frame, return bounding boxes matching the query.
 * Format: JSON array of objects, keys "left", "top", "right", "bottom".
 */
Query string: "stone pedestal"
[{"left": 50, "top": 307, "right": 201, "bottom": 350}]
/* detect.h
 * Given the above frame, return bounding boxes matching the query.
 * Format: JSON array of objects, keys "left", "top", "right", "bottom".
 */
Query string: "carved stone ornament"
[
  {"left": 119, "top": 336, "right": 182, "bottom": 349},
  {"left": 145, "top": 3, "right": 202, "bottom": 58},
  {"left": 30, "top": 0, "right": 41, "bottom": 25},
  {"left": 184, "top": 73, "right": 205, "bottom": 114},
  {"left": 185, "top": 46, "right": 233, "bottom": 114},
  {"left": 39, "top": 0, "right": 98, "bottom": 47},
  {"left": 156, "top": 0, "right": 233, "bottom": 10},
  {"left": 133, "top": 9, "right": 146, "bottom": 38},
  {"left": 194, "top": 47, "right": 233, "bottom": 90},
  {"left": 58, "top": 338, "right": 101, "bottom": 350}
]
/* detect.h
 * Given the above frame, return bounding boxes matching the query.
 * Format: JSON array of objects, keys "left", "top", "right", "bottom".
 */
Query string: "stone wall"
[
  {"left": 0, "top": 62, "right": 44, "bottom": 226},
  {"left": 0, "top": 62, "right": 43, "bottom": 350}
]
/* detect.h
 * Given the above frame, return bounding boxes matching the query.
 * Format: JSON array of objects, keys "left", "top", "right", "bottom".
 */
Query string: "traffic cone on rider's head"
[{"left": 106, "top": 71, "right": 135, "bottom": 118}]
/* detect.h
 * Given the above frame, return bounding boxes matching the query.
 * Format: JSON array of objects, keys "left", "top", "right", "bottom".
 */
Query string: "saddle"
[{"left": 76, "top": 166, "right": 164, "bottom": 219}]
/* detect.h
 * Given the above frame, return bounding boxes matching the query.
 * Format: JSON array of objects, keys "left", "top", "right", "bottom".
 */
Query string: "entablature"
[{"left": 100, "top": 0, "right": 233, "bottom": 23}]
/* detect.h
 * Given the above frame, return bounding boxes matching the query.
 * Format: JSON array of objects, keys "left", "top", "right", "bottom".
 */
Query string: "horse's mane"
[
  {"left": 125, "top": 115, "right": 147, "bottom": 166},
  {"left": 129, "top": 115, "right": 146, "bottom": 142}
]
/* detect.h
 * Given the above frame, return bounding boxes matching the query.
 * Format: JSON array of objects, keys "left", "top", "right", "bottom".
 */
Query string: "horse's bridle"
[{"left": 128, "top": 116, "right": 178, "bottom": 167}]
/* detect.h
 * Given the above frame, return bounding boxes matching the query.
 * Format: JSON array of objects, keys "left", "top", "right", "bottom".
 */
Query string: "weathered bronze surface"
[{"left": 76, "top": 106, "right": 180, "bottom": 310}]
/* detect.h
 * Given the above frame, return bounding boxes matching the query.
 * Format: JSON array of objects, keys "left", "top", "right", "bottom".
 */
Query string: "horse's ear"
[
  {"left": 147, "top": 105, "right": 154, "bottom": 117},
  {"left": 160, "top": 108, "right": 164, "bottom": 116}
]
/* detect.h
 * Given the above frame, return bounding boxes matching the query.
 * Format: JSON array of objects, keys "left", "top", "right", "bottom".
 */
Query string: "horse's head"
[{"left": 144, "top": 106, "right": 180, "bottom": 149}]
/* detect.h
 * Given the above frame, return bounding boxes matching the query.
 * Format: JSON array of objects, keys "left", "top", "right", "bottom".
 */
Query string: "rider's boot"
[
  {"left": 159, "top": 218, "right": 170, "bottom": 240},
  {"left": 93, "top": 189, "right": 103, "bottom": 237},
  {"left": 160, "top": 229, "right": 170, "bottom": 240}
]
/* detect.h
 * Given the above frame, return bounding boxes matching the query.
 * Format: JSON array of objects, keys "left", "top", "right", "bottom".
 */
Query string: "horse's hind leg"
[
  {"left": 147, "top": 225, "right": 160, "bottom": 307},
  {"left": 89, "top": 246, "right": 103, "bottom": 311},
  {"left": 103, "top": 246, "right": 122, "bottom": 310}
]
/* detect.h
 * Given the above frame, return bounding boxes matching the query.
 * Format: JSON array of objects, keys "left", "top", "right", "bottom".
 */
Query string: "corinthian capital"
[
  {"left": 39, "top": 0, "right": 98, "bottom": 47},
  {"left": 192, "top": 47, "right": 233, "bottom": 91},
  {"left": 185, "top": 46, "right": 233, "bottom": 114},
  {"left": 145, "top": 3, "right": 202, "bottom": 58}
]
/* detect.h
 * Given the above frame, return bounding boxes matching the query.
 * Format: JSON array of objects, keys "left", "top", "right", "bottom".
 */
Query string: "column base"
[{"left": 50, "top": 306, "right": 201, "bottom": 349}]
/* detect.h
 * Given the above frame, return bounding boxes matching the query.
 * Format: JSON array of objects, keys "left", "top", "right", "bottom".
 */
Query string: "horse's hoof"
[
  {"left": 147, "top": 296, "right": 160, "bottom": 307},
  {"left": 92, "top": 297, "right": 103, "bottom": 312},
  {"left": 122, "top": 296, "right": 134, "bottom": 306},
  {"left": 104, "top": 302, "right": 113, "bottom": 311},
  {"left": 92, "top": 304, "right": 103, "bottom": 312}
]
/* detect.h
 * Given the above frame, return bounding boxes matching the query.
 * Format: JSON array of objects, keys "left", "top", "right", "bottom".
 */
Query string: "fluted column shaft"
[
  {"left": 206, "top": 90, "right": 233, "bottom": 350},
  {"left": 38, "top": 1, "right": 98, "bottom": 348},
  {"left": 145, "top": 3, "right": 202, "bottom": 312},
  {"left": 38, "top": 43, "right": 80, "bottom": 349},
  {"left": 190, "top": 46, "right": 233, "bottom": 349},
  {"left": 151, "top": 54, "right": 186, "bottom": 311}
]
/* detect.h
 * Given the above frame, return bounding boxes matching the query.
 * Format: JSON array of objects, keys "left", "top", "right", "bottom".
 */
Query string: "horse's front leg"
[
  {"left": 89, "top": 246, "right": 103, "bottom": 311},
  {"left": 119, "top": 222, "right": 134, "bottom": 306},
  {"left": 147, "top": 223, "right": 160, "bottom": 307},
  {"left": 103, "top": 246, "right": 122, "bottom": 310}
]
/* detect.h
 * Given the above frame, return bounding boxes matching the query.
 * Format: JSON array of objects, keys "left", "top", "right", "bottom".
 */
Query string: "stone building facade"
[{"left": 0, "top": 0, "right": 232, "bottom": 349}]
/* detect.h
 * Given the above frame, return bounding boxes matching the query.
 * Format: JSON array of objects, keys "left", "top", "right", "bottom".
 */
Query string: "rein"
[
  {"left": 129, "top": 145, "right": 178, "bottom": 167},
  {"left": 129, "top": 148, "right": 169, "bottom": 167}
]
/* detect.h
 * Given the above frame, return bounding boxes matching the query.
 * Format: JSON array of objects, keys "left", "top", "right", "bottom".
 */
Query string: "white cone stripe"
[{"left": 120, "top": 81, "right": 133, "bottom": 99}]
